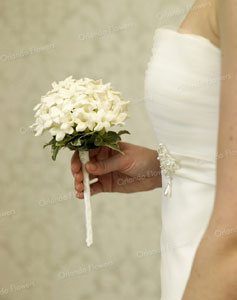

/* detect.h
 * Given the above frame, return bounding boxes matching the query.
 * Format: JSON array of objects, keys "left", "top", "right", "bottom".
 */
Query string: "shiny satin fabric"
[{"left": 144, "top": 27, "right": 222, "bottom": 300}]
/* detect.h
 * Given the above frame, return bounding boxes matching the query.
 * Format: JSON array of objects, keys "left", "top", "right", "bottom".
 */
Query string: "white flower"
[{"left": 30, "top": 76, "right": 130, "bottom": 141}]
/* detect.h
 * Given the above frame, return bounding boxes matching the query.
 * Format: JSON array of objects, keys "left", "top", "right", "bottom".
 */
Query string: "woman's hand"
[{"left": 71, "top": 142, "right": 162, "bottom": 198}]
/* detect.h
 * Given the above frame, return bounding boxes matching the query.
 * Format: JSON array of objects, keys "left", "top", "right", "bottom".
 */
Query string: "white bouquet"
[{"left": 30, "top": 76, "right": 130, "bottom": 246}]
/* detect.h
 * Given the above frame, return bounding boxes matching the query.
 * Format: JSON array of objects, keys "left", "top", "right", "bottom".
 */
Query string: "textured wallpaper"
[{"left": 0, "top": 0, "right": 189, "bottom": 299}]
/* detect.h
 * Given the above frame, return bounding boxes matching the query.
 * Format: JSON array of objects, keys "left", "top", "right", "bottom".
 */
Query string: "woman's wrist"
[{"left": 146, "top": 149, "right": 162, "bottom": 190}]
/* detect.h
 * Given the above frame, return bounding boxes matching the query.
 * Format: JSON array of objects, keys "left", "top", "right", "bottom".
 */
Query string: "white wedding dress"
[{"left": 144, "top": 26, "right": 221, "bottom": 300}]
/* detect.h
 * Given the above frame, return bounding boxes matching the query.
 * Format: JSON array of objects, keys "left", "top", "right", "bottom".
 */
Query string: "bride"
[{"left": 71, "top": 0, "right": 237, "bottom": 299}]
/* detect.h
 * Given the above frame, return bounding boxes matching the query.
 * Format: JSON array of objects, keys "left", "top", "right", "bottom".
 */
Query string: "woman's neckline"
[{"left": 156, "top": 27, "right": 221, "bottom": 54}]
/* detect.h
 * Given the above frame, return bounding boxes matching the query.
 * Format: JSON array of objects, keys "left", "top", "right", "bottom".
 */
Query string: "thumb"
[{"left": 86, "top": 153, "right": 129, "bottom": 175}]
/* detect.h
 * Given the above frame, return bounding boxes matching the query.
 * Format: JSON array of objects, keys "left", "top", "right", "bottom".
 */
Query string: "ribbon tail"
[{"left": 164, "top": 176, "right": 172, "bottom": 198}]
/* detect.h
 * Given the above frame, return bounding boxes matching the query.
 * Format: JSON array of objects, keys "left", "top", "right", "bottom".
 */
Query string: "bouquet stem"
[{"left": 79, "top": 150, "right": 93, "bottom": 247}]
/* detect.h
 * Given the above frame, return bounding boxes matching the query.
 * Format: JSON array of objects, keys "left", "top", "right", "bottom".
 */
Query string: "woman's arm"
[{"left": 182, "top": 1, "right": 237, "bottom": 299}]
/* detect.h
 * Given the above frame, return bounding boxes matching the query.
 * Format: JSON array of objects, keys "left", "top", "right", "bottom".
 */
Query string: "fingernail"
[{"left": 88, "top": 163, "right": 96, "bottom": 171}]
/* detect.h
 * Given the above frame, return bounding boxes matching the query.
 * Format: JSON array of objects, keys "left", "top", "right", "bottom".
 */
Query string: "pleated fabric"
[{"left": 144, "top": 27, "right": 222, "bottom": 300}]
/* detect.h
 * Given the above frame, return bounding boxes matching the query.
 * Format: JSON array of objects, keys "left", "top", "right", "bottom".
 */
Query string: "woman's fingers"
[
  {"left": 74, "top": 172, "right": 83, "bottom": 184},
  {"left": 89, "top": 147, "right": 102, "bottom": 159},
  {"left": 90, "top": 181, "right": 104, "bottom": 195},
  {"left": 74, "top": 172, "right": 97, "bottom": 185},
  {"left": 74, "top": 173, "right": 99, "bottom": 191},
  {"left": 71, "top": 151, "right": 81, "bottom": 175},
  {"left": 73, "top": 147, "right": 110, "bottom": 199},
  {"left": 76, "top": 181, "right": 103, "bottom": 199},
  {"left": 86, "top": 152, "right": 130, "bottom": 176},
  {"left": 71, "top": 148, "right": 106, "bottom": 176},
  {"left": 75, "top": 182, "right": 84, "bottom": 192},
  {"left": 96, "top": 146, "right": 109, "bottom": 161}
]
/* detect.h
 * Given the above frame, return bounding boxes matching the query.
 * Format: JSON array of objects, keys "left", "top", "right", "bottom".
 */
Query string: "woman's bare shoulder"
[{"left": 178, "top": 0, "right": 220, "bottom": 48}]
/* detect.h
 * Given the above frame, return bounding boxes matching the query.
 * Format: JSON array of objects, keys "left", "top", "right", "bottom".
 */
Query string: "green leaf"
[
  {"left": 70, "top": 137, "right": 82, "bottom": 146},
  {"left": 43, "top": 137, "right": 55, "bottom": 148},
  {"left": 98, "top": 128, "right": 106, "bottom": 136},
  {"left": 103, "top": 131, "right": 121, "bottom": 143},
  {"left": 105, "top": 143, "right": 124, "bottom": 154},
  {"left": 51, "top": 145, "right": 61, "bottom": 161},
  {"left": 56, "top": 134, "right": 78, "bottom": 146},
  {"left": 82, "top": 131, "right": 95, "bottom": 137},
  {"left": 84, "top": 127, "right": 90, "bottom": 133},
  {"left": 94, "top": 135, "right": 105, "bottom": 146},
  {"left": 44, "top": 128, "right": 130, "bottom": 155},
  {"left": 118, "top": 130, "right": 130, "bottom": 136},
  {"left": 86, "top": 133, "right": 97, "bottom": 147}
]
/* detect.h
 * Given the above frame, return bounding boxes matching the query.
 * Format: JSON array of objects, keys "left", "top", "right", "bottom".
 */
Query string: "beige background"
[{"left": 0, "top": 0, "right": 189, "bottom": 299}]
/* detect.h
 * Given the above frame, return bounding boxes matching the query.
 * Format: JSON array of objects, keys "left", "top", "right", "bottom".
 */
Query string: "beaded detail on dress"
[{"left": 157, "top": 143, "right": 181, "bottom": 197}]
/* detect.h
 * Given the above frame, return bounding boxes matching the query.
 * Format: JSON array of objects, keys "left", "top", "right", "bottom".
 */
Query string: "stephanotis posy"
[
  {"left": 30, "top": 76, "right": 130, "bottom": 246},
  {"left": 31, "top": 76, "right": 130, "bottom": 154}
]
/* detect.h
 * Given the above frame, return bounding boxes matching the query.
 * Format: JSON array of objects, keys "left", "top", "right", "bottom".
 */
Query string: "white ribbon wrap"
[{"left": 79, "top": 150, "right": 93, "bottom": 247}]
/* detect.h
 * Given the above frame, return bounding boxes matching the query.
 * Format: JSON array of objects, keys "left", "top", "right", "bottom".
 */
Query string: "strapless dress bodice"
[{"left": 145, "top": 27, "right": 221, "bottom": 163}]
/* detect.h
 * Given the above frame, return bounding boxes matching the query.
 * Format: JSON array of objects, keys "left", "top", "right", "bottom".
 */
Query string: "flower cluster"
[{"left": 30, "top": 76, "right": 130, "bottom": 141}]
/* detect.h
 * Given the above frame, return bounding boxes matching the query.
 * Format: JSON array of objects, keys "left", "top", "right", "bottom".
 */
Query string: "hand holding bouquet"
[{"left": 30, "top": 76, "right": 130, "bottom": 246}]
